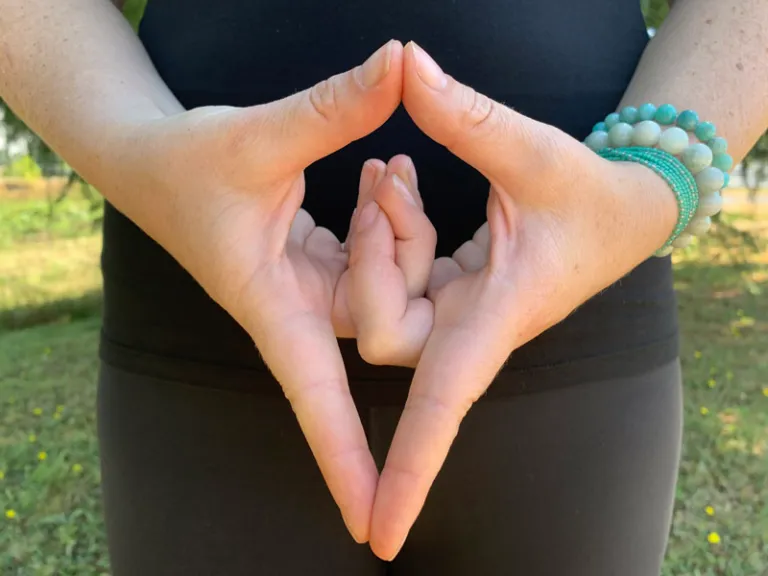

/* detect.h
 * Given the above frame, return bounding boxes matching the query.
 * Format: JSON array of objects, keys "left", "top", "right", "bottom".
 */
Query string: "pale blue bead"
[
  {"left": 682, "top": 143, "right": 713, "bottom": 174},
  {"left": 694, "top": 121, "right": 716, "bottom": 142},
  {"left": 712, "top": 153, "right": 733, "bottom": 172},
  {"left": 631, "top": 120, "right": 662, "bottom": 146},
  {"left": 592, "top": 122, "right": 607, "bottom": 133},
  {"left": 708, "top": 136, "right": 728, "bottom": 155},
  {"left": 654, "top": 104, "right": 677, "bottom": 125},
  {"left": 695, "top": 167, "right": 725, "bottom": 193},
  {"left": 608, "top": 123, "right": 634, "bottom": 147},
  {"left": 697, "top": 192, "right": 723, "bottom": 217},
  {"left": 677, "top": 109, "right": 699, "bottom": 131},
  {"left": 585, "top": 131, "right": 610, "bottom": 151},
  {"left": 638, "top": 103, "right": 657, "bottom": 121},
  {"left": 723, "top": 172, "right": 730, "bottom": 187},
  {"left": 605, "top": 113, "right": 621, "bottom": 130},
  {"left": 658, "top": 127, "right": 689, "bottom": 155},
  {"left": 686, "top": 216, "right": 712, "bottom": 237},
  {"left": 655, "top": 245, "right": 674, "bottom": 257},
  {"left": 619, "top": 106, "right": 639, "bottom": 124},
  {"left": 672, "top": 233, "right": 693, "bottom": 249}
]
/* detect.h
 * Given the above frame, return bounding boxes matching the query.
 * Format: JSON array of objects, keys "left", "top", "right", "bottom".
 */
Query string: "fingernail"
[
  {"left": 411, "top": 42, "right": 446, "bottom": 90},
  {"left": 357, "top": 201, "right": 380, "bottom": 228},
  {"left": 358, "top": 41, "right": 393, "bottom": 89},
  {"left": 392, "top": 174, "right": 417, "bottom": 206}
]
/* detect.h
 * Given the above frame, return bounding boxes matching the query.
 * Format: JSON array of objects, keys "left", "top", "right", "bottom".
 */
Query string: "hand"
[
  {"left": 103, "top": 41, "right": 403, "bottom": 543},
  {"left": 334, "top": 155, "right": 437, "bottom": 368},
  {"left": 368, "top": 42, "right": 679, "bottom": 559}
]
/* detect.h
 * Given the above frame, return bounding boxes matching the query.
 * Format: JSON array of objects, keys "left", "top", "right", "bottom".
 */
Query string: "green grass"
[
  {"left": 0, "top": 193, "right": 766, "bottom": 574},
  {"left": 0, "top": 318, "right": 107, "bottom": 575}
]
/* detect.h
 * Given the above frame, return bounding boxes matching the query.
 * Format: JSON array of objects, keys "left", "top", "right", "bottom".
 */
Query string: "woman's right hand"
[{"left": 96, "top": 41, "right": 404, "bottom": 543}]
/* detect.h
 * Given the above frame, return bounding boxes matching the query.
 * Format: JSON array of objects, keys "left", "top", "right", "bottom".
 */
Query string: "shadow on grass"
[{"left": 0, "top": 289, "right": 103, "bottom": 333}]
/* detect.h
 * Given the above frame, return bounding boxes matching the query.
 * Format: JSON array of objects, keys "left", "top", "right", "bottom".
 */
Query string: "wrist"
[{"left": 608, "top": 160, "right": 679, "bottom": 257}]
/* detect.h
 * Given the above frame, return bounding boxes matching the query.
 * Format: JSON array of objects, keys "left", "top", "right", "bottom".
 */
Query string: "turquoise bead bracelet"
[{"left": 584, "top": 103, "right": 732, "bottom": 256}]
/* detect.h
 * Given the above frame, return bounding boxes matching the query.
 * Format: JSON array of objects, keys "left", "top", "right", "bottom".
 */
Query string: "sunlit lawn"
[{"left": 0, "top": 189, "right": 766, "bottom": 575}]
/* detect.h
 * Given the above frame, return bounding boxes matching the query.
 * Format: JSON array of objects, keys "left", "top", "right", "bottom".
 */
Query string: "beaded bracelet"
[{"left": 583, "top": 104, "right": 731, "bottom": 257}]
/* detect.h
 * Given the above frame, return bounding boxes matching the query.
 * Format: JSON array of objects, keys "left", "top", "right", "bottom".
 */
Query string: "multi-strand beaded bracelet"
[{"left": 583, "top": 103, "right": 732, "bottom": 257}]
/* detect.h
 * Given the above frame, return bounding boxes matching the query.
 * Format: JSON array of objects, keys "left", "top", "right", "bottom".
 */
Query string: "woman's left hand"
[{"left": 369, "top": 42, "right": 680, "bottom": 559}]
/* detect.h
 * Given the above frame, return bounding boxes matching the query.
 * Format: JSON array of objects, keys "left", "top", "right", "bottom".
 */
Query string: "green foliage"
[
  {"left": 122, "top": 0, "right": 149, "bottom": 31},
  {"left": 2, "top": 156, "right": 42, "bottom": 180},
  {"left": 0, "top": 318, "right": 108, "bottom": 575}
]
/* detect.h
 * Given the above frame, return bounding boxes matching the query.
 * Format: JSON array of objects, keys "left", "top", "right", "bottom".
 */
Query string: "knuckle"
[
  {"left": 308, "top": 76, "right": 341, "bottom": 123},
  {"left": 458, "top": 86, "right": 498, "bottom": 139}
]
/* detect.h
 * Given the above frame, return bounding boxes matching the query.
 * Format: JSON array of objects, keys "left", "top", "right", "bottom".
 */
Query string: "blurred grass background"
[{"left": 0, "top": 0, "right": 767, "bottom": 574}]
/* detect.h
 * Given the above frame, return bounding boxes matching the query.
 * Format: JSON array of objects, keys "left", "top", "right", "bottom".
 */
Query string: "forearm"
[
  {"left": 0, "top": 0, "right": 182, "bottom": 186},
  {"left": 620, "top": 0, "right": 768, "bottom": 162}
]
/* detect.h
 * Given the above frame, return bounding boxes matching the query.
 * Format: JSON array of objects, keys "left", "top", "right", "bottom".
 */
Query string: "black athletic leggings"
[{"left": 97, "top": 358, "right": 682, "bottom": 576}]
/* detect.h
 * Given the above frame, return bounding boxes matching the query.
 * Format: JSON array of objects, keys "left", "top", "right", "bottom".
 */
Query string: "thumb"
[
  {"left": 401, "top": 41, "right": 557, "bottom": 184},
  {"left": 238, "top": 41, "right": 403, "bottom": 173}
]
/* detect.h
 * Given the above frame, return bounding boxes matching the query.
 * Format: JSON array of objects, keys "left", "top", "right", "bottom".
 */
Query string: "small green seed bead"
[
  {"left": 619, "top": 106, "right": 639, "bottom": 124},
  {"left": 608, "top": 123, "right": 634, "bottom": 147},
  {"left": 682, "top": 143, "right": 713, "bottom": 174},
  {"left": 638, "top": 103, "right": 657, "bottom": 121},
  {"left": 708, "top": 136, "right": 728, "bottom": 155},
  {"left": 605, "top": 113, "right": 621, "bottom": 130},
  {"left": 584, "top": 131, "right": 610, "bottom": 151},
  {"left": 654, "top": 104, "right": 677, "bottom": 125},
  {"left": 592, "top": 122, "right": 607, "bottom": 133},
  {"left": 712, "top": 153, "right": 733, "bottom": 172},
  {"left": 677, "top": 110, "right": 700, "bottom": 131},
  {"left": 694, "top": 121, "right": 716, "bottom": 142}
]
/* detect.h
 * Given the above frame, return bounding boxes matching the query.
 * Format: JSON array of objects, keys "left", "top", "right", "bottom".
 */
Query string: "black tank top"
[{"left": 99, "top": 0, "right": 679, "bottom": 390}]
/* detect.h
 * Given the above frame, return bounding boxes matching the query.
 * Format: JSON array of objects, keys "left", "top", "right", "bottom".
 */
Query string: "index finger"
[
  {"left": 369, "top": 311, "right": 513, "bottom": 559},
  {"left": 254, "top": 310, "right": 378, "bottom": 543}
]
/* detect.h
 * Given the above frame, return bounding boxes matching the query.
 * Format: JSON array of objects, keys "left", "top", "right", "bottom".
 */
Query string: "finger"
[
  {"left": 349, "top": 202, "right": 433, "bottom": 367},
  {"left": 344, "top": 159, "right": 387, "bottom": 252},
  {"left": 252, "top": 311, "right": 378, "bottom": 543},
  {"left": 401, "top": 41, "right": 558, "bottom": 184},
  {"left": 358, "top": 159, "right": 388, "bottom": 210},
  {"left": 288, "top": 209, "right": 316, "bottom": 246},
  {"left": 231, "top": 41, "right": 404, "bottom": 173},
  {"left": 373, "top": 172, "right": 436, "bottom": 298},
  {"left": 452, "top": 239, "right": 486, "bottom": 273},
  {"left": 370, "top": 304, "right": 513, "bottom": 559},
  {"left": 385, "top": 154, "right": 422, "bottom": 209},
  {"left": 427, "top": 256, "right": 463, "bottom": 299}
]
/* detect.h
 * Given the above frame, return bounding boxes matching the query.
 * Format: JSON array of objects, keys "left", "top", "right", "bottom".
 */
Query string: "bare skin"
[{"left": 1, "top": 0, "right": 767, "bottom": 561}]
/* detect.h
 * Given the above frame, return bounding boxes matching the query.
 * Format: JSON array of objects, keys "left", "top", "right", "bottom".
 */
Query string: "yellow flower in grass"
[
  {"left": 0, "top": 470, "right": 4, "bottom": 480},
  {"left": 5, "top": 510, "right": 16, "bottom": 519},
  {"left": 28, "top": 434, "right": 37, "bottom": 443},
  {"left": 32, "top": 407, "right": 42, "bottom": 416},
  {"left": 707, "top": 532, "right": 721, "bottom": 544},
  {"left": 707, "top": 378, "right": 717, "bottom": 389},
  {"left": 38, "top": 451, "right": 47, "bottom": 461},
  {"left": 56, "top": 405, "right": 65, "bottom": 413},
  {"left": 52, "top": 413, "right": 61, "bottom": 420},
  {"left": 694, "top": 350, "right": 702, "bottom": 360},
  {"left": 705, "top": 506, "right": 715, "bottom": 516},
  {"left": 72, "top": 463, "right": 83, "bottom": 474},
  {"left": 763, "top": 387, "right": 768, "bottom": 397},
  {"left": 700, "top": 406, "right": 710, "bottom": 416}
]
